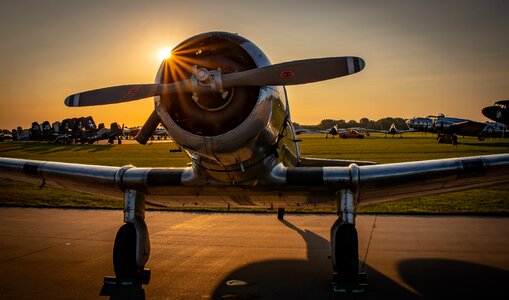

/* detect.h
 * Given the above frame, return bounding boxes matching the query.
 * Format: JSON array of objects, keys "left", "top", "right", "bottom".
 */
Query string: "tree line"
[{"left": 294, "top": 117, "right": 409, "bottom": 131}]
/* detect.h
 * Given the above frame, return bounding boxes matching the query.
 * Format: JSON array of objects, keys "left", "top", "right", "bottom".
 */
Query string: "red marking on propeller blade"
[
  {"left": 127, "top": 87, "right": 140, "bottom": 95},
  {"left": 280, "top": 71, "right": 295, "bottom": 79}
]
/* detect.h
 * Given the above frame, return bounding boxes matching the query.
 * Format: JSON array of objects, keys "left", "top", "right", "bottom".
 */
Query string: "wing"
[
  {"left": 1, "top": 154, "right": 509, "bottom": 207},
  {"left": 449, "top": 120, "right": 488, "bottom": 136},
  {"left": 295, "top": 128, "right": 329, "bottom": 135}
]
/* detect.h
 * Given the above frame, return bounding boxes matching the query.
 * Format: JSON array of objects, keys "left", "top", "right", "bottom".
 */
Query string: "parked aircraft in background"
[
  {"left": 81, "top": 122, "right": 124, "bottom": 144},
  {"left": 483, "top": 100, "right": 509, "bottom": 126},
  {"left": 1, "top": 32, "right": 508, "bottom": 293},
  {"left": 153, "top": 126, "right": 169, "bottom": 140},
  {"left": 324, "top": 125, "right": 341, "bottom": 138},
  {"left": 304, "top": 125, "right": 366, "bottom": 139},
  {"left": 406, "top": 114, "right": 498, "bottom": 143},
  {"left": 370, "top": 123, "right": 414, "bottom": 138},
  {"left": 8, "top": 116, "right": 132, "bottom": 145},
  {"left": 0, "top": 130, "right": 12, "bottom": 142}
]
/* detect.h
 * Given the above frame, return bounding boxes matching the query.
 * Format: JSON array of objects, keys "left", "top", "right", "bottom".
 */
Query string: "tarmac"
[{"left": 0, "top": 207, "right": 508, "bottom": 299}]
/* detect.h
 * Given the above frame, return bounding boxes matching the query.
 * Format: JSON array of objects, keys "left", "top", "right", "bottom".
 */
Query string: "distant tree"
[
  {"left": 347, "top": 120, "right": 360, "bottom": 127},
  {"left": 359, "top": 118, "right": 370, "bottom": 128},
  {"left": 300, "top": 117, "right": 410, "bottom": 130},
  {"left": 319, "top": 119, "right": 337, "bottom": 129}
]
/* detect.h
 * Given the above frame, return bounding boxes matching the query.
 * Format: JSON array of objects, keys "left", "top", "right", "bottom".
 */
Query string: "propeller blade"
[
  {"left": 222, "top": 56, "right": 364, "bottom": 88},
  {"left": 64, "top": 81, "right": 192, "bottom": 107},
  {"left": 135, "top": 110, "right": 160, "bottom": 145},
  {"left": 65, "top": 84, "right": 159, "bottom": 107}
]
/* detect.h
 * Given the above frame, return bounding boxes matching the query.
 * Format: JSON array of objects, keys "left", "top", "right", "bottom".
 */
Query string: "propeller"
[
  {"left": 64, "top": 56, "right": 365, "bottom": 107},
  {"left": 66, "top": 56, "right": 365, "bottom": 145}
]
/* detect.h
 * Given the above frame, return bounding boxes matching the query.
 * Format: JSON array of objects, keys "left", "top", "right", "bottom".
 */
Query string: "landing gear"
[
  {"left": 103, "top": 189, "right": 151, "bottom": 287},
  {"left": 112, "top": 223, "right": 149, "bottom": 283},
  {"left": 331, "top": 188, "right": 367, "bottom": 293},
  {"left": 277, "top": 207, "right": 285, "bottom": 220}
]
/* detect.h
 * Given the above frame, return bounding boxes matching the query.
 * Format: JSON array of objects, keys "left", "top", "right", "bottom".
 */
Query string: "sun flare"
[{"left": 158, "top": 47, "right": 172, "bottom": 61}]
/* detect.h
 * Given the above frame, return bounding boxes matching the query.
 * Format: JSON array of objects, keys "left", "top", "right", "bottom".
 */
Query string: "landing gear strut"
[
  {"left": 331, "top": 189, "right": 367, "bottom": 293},
  {"left": 277, "top": 207, "right": 285, "bottom": 220},
  {"left": 104, "top": 189, "right": 151, "bottom": 286}
]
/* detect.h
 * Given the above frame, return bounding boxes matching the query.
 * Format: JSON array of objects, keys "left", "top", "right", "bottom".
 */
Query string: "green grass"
[{"left": 1, "top": 133, "right": 508, "bottom": 214}]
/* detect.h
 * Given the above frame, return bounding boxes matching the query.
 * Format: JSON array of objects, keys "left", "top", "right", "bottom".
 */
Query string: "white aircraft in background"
[
  {"left": 1, "top": 32, "right": 508, "bottom": 293},
  {"left": 370, "top": 123, "right": 414, "bottom": 138},
  {"left": 407, "top": 114, "right": 496, "bottom": 142}
]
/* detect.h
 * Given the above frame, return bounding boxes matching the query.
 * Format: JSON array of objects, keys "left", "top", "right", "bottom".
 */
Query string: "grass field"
[{"left": 1, "top": 133, "right": 508, "bottom": 214}]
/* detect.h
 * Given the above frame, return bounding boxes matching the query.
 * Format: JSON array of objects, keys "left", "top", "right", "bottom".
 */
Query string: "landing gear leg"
[
  {"left": 104, "top": 189, "right": 151, "bottom": 286},
  {"left": 277, "top": 207, "right": 285, "bottom": 220},
  {"left": 331, "top": 189, "right": 367, "bottom": 293}
]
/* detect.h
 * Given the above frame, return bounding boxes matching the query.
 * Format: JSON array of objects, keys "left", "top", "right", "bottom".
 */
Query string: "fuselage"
[{"left": 407, "top": 115, "right": 469, "bottom": 132}]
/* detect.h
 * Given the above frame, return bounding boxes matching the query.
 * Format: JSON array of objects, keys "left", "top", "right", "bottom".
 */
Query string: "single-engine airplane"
[
  {"left": 370, "top": 123, "right": 414, "bottom": 138},
  {"left": 81, "top": 122, "right": 125, "bottom": 144},
  {"left": 323, "top": 125, "right": 343, "bottom": 138},
  {"left": 305, "top": 125, "right": 366, "bottom": 139},
  {"left": 1, "top": 32, "right": 509, "bottom": 293}
]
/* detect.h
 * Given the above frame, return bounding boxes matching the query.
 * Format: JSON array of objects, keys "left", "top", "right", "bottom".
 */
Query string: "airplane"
[
  {"left": 482, "top": 100, "right": 509, "bottom": 138},
  {"left": 482, "top": 100, "right": 509, "bottom": 125},
  {"left": 324, "top": 125, "right": 341, "bottom": 138},
  {"left": 81, "top": 122, "right": 125, "bottom": 144},
  {"left": 152, "top": 126, "right": 170, "bottom": 140},
  {"left": 12, "top": 126, "right": 31, "bottom": 141},
  {"left": 370, "top": 123, "right": 414, "bottom": 138},
  {"left": 0, "top": 130, "right": 12, "bottom": 142},
  {"left": 1, "top": 32, "right": 508, "bottom": 293},
  {"left": 304, "top": 125, "right": 366, "bottom": 139},
  {"left": 406, "top": 114, "right": 494, "bottom": 143}
]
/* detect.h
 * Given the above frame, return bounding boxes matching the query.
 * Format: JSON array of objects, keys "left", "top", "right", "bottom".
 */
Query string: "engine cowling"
[{"left": 155, "top": 32, "right": 290, "bottom": 178}]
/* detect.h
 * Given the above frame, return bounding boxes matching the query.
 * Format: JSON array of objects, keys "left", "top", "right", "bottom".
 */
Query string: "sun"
[{"left": 158, "top": 47, "right": 172, "bottom": 61}]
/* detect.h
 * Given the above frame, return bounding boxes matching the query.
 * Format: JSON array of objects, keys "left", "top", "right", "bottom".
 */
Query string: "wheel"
[
  {"left": 113, "top": 223, "right": 140, "bottom": 279},
  {"left": 277, "top": 207, "right": 285, "bottom": 220},
  {"left": 331, "top": 222, "right": 359, "bottom": 281}
]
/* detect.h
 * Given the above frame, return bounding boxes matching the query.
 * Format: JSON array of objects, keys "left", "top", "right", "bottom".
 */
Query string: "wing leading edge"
[{"left": 1, "top": 154, "right": 508, "bottom": 207}]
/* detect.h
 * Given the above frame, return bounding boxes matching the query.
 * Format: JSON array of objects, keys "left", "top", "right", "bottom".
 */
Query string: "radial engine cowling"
[{"left": 155, "top": 32, "right": 288, "bottom": 171}]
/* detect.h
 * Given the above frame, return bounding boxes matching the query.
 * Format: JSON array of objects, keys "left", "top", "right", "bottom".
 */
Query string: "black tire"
[
  {"left": 113, "top": 223, "right": 139, "bottom": 279},
  {"left": 331, "top": 223, "right": 359, "bottom": 281}
]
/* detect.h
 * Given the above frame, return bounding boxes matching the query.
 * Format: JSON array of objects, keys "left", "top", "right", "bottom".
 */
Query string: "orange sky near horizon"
[{"left": 1, "top": 0, "right": 508, "bottom": 130}]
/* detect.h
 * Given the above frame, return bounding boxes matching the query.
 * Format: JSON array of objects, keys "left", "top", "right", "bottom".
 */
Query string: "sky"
[{"left": 0, "top": 0, "right": 508, "bottom": 129}]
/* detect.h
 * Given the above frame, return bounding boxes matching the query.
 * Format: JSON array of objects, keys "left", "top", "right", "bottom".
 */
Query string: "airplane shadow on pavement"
[
  {"left": 101, "top": 218, "right": 509, "bottom": 300},
  {"left": 398, "top": 258, "right": 509, "bottom": 299},
  {"left": 211, "top": 219, "right": 509, "bottom": 300}
]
